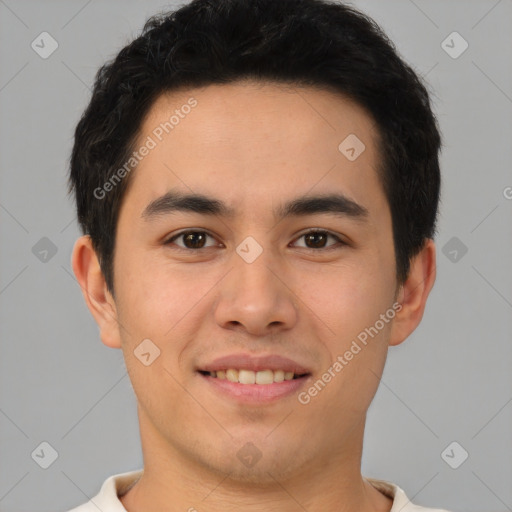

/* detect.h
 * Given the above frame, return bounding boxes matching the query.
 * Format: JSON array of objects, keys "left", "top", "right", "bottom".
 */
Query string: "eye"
[
  {"left": 164, "top": 229, "right": 345, "bottom": 251},
  {"left": 291, "top": 229, "right": 346, "bottom": 251},
  {"left": 164, "top": 230, "right": 220, "bottom": 250}
]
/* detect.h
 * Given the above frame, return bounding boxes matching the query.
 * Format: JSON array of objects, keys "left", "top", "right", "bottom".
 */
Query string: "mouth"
[
  {"left": 198, "top": 368, "right": 310, "bottom": 384},
  {"left": 196, "top": 354, "right": 312, "bottom": 403}
]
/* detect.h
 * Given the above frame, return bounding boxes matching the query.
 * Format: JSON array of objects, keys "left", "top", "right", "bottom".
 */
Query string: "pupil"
[
  {"left": 185, "top": 232, "right": 205, "bottom": 249},
  {"left": 306, "top": 232, "right": 326, "bottom": 248},
  {"left": 182, "top": 232, "right": 327, "bottom": 249}
]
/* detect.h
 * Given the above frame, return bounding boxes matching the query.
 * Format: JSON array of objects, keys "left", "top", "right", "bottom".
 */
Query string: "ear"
[
  {"left": 71, "top": 235, "right": 122, "bottom": 349},
  {"left": 388, "top": 238, "right": 436, "bottom": 347}
]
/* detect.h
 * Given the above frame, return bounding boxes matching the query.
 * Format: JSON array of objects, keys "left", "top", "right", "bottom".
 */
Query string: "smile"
[{"left": 199, "top": 369, "right": 308, "bottom": 384}]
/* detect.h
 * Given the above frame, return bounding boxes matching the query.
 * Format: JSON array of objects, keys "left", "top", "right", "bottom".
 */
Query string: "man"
[{"left": 67, "top": 0, "right": 450, "bottom": 511}]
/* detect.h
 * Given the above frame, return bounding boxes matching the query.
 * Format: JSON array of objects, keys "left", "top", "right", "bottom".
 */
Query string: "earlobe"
[
  {"left": 71, "top": 235, "right": 122, "bottom": 349},
  {"left": 388, "top": 239, "right": 437, "bottom": 347}
]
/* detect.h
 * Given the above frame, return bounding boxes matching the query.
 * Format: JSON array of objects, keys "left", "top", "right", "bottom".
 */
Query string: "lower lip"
[{"left": 199, "top": 373, "right": 310, "bottom": 403}]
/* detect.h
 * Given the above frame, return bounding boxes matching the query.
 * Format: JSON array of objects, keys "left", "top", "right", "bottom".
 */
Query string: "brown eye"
[
  {"left": 165, "top": 230, "right": 217, "bottom": 250},
  {"left": 304, "top": 232, "right": 328, "bottom": 249},
  {"left": 164, "top": 229, "right": 345, "bottom": 252},
  {"left": 293, "top": 230, "right": 345, "bottom": 251}
]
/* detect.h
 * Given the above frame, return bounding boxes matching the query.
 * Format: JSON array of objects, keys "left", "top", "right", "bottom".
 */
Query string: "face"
[{"left": 95, "top": 81, "right": 402, "bottom": 482}]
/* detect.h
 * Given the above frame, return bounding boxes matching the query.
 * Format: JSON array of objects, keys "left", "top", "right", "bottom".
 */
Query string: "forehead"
[{"left": 123, "top": 81, "right": 387, "bottom": 223}]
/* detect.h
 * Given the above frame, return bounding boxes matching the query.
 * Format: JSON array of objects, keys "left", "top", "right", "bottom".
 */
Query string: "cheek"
[
  {"left": 300, "top": 274, "right": 393, "bottom": 422},
  {"left": 114, "top": 249, "right": 219, "bottom": 359},
  {"left": 299, "top": 260, "right": 393, "bottom": 393},
  {"left": 299, "top": 260, "right": 390, "bottom": 340},
  {"left": 115, "top": 245, "right": 172, "bottom": 310}
]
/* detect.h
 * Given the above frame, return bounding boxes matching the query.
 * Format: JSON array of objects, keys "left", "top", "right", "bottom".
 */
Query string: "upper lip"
[{"left": 197, "top": 353, "right": 312, "bottom": 375}]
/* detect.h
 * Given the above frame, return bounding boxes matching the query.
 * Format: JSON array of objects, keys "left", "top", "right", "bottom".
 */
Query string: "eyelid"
[
  {"left": 164, "top": 229, "right": 221, "bottom": 249},
  {"left": 164, "top": 228, "right": 348, "bottom": 252},
  {"left": 291, "top": 229, "right": 346, "bottom": 250}
]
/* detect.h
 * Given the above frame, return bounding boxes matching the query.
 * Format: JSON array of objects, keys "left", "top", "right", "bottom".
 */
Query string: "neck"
[{"left": 120, "top": 413, "right": 392, "bottom": 512}]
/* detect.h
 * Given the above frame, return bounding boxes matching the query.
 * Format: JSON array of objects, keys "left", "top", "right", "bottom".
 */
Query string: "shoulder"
[
  {"left": 64, "top": 503, "right": 100, "bottom": 512},
  {"left": 61, "top": 469, "right": 144, "bottom": 512},
  {"left": 366, "top": 477, "right": 453, "bottom": 512}
]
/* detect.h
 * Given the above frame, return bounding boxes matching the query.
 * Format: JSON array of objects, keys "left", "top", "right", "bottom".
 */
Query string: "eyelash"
[{"left": 164, "top": 229, "right": 346, "bottom": 252}]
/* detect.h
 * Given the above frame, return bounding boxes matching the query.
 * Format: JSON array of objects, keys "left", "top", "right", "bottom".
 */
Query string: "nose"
[{"left": 213, "top": 245, "right": 299, "bottom": 337}]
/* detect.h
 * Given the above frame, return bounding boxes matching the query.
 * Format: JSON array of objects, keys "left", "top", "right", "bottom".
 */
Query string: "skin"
[{"left": 72, "top": 80, "right": 436, "bottom": 512}]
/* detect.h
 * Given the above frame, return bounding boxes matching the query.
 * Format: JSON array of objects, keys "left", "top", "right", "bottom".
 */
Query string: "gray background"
[{"left": 1, "top": 1, "right": 511, "bottom": 511}]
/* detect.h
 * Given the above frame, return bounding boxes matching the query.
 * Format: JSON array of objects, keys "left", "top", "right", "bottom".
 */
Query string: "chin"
[
  {"left": 214, "top": 458, "right": 299, "bottom": 485},
  {"left": 200, "top": 439, "right": 308, "bottom": 485}
]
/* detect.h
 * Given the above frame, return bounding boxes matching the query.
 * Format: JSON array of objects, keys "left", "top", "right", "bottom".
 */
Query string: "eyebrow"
[{"left": 141, "top": 189, "right": 369, "bottom": 223}]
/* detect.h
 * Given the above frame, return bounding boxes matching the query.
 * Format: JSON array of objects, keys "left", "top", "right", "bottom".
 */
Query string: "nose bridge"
[
  {"left": 213, "top": 233, "right": 298, "bottom": 334},
  {"left": 232, "top": 234, "right": 283, "bottom": 302}
]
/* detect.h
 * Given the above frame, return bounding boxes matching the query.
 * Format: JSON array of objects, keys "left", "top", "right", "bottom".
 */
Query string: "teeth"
[
  {"left": 206, "top": 369, "right": 303, "bottom": 384},
  {"left": 226, "top": 369, "right": 239, "bottom": 383},
  {"left": 273, "top": 370, "right": 285, "bottom": 382},
  {"left": 255, "top": 369, "right": 273, "bottom": 384},
  {"left": 239, "top": 369, "right": 256, "bottom": 384}
]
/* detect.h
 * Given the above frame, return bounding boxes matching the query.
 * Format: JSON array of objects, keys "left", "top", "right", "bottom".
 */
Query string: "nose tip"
[{"left": 212, "top": 247, "right": 300, "bottom": 337}]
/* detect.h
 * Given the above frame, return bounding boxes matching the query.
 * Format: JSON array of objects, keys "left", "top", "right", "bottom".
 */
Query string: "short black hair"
[{"left": 68, "top": 0, "right": 442, "bottom": 296}]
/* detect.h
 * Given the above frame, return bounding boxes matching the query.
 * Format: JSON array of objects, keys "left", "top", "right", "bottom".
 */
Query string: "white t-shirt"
[{"left": 65, "top": 469, "right": 452, "bottom": 512}]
